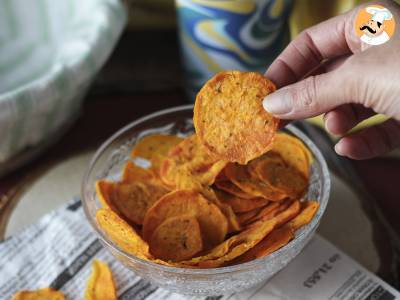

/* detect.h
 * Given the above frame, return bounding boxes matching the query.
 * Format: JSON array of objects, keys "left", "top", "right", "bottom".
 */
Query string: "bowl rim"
[{"left": 82, "top": 104, "right": 331, "bottom": 274}]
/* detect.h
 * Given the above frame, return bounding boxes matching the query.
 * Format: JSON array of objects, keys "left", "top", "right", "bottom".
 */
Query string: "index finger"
[{"left": 265, "top": 8, "right": 361, "bottom": 88}]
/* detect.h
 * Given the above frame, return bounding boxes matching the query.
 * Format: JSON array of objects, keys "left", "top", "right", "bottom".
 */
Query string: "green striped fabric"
[{"left": 0, "top": 0, "right": 127, "bottom": 163}]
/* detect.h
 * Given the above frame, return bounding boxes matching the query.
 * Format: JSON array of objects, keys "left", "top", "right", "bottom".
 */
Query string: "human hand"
[{"left": 263, "top": 0, "right": 400, "bottom": 160}]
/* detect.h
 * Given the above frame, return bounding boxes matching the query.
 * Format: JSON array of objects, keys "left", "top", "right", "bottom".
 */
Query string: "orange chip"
[
  {"left": 96, "top": 208, "right": 152, "bottom": 260},
  {"left": 225, "top": 163, "right": 286, "bottom": 201},
  {"left": 159, "top": 135, "right": 227, "bottom": 188},
  {"left": 181, "top": 216, "right": 278, "bottom": 268},
  {"left": 254, "top": 156, "right": 308, "bottom": 199},
  {"left": 84, "top": 260, "right": 117, "bottom": 300},
  {"left": 150, "top": 215, "right": 203, "bottom": 262},
  {"left": 194, "top": 70, "right": 278, "bottom": 164},
  {"left": 96, "top": 180, "right": 168, "bottom": 225},
  {"left": 122, "top": 161, "right": 159, "bottom": 184},
  {"left": 130, "top": 134, "right": 183, "bottom": 172},
  {"left": 274, "top": 200, "right": 301, "bottom": 227},
  {"left": 237, "top": 207, "right": 265, "bottom": 225},
  {"left": 215, "top": 170, "right": 228, "bottom": 182},
  {"left": 271, "top": 133, "right": 312, "bottom": 178},
  {"left": 285, "top": 200, "right": 320, "bottom": 231},
  {"left": 243, "top": 201, "right": 281, "bottom": 225},
  {"left": 143, "top": 190, "right": 228, "bottom": 248},
  {"left": 12, "top": 288, "right": 65, "bottom": 300},
  {"left": 231, "top": 226, "right": 294, "bottom": 265},
  {"left": 215, "top": 190, "right": 269, "bottom": 213},
  {"left": 217, "top": 202, "right": 241, "bottom": 233},
  {"left": 215, "top": 180, "right": 254, "bottom": 199}
]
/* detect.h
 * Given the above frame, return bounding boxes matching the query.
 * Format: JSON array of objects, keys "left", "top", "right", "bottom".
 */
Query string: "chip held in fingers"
[{"left": 194, "top": 70, "right": 279, "bottom": 164}]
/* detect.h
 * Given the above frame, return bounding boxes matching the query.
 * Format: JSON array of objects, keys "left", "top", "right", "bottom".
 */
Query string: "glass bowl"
[{"left": 82, "top": 104, "right": 330, "bottom": 296}]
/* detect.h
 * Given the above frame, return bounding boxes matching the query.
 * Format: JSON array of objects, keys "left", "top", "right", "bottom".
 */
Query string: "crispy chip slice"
[
  {"left": 96, "top": 208, "right": 152, "bottom": 260},
  {"left": 215, "top": 190, "right": 269, "bottom": 213},
  {"left": 285, "top": 200, "right": 320, "bottom": 231},
  {"left": 254, "top": 156, "right": 308, "bottom": 199},
  {"left": 272, "top": 133, "right": 312, "bottom": 178},
  {"left": 130, "top": 134, "right": 183, "bottom": 171},
  {"left": 159, "top": 135, "right": 227, "bottom": 188},
  {"left": 218, "top": 202, "right": 241, "bottom": 233},
  {"left": 12, "top": 288, "right": 65, "bottom": 300},
  {"left": 231, "top": 226, "right": 294, "bottom": 265},
  {"left": 275, "top": 200, "right": 301, "bottom": 227},
  {"left": 237, "top": 207, "right": 265, "bottom": 225},
  {"left": 150, "top": 215, "right": 203, "bottom": 262},
  {"left": 181, "top": 217, "right": 278, "bottom": 268},
  {"left": 143, "top": 190, "right": 228, "bottom": 248},
  {"left": 243, "top": 201, "right": 281, "bottom": 225},
  {"left": 96, "top": 180, "right": 168, "bottom": 225},
  {"left": 194, "top": 70, "right": 278, "bottom": 164},
  {"left": 215, "top": 180, "right": 254, "bottom": 199},
  {"left": 225, "top": 163, "right": 286, "bottom": 201},
  {"left": 84, "top": 260, "right": 116, "bottom": 300},
  {"left": 122, "top": 161, "right": 159, "bottom": 184}
]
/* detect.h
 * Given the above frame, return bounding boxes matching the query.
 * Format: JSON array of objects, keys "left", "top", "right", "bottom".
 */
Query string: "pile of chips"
[{"left": 94, "top": 71, "right": 320, "bottom": 268}]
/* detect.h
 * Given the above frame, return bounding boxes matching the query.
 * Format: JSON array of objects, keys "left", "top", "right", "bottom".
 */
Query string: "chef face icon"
[
  {"left": 360, "top": 19, "right": 386, "bottom": 37},
  {"left": 355, "top": 5, "right": 395, "bottom": 46}
]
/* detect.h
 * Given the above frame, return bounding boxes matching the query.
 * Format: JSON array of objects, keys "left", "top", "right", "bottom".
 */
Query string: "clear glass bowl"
[{"left": 82, "top": 104, "right": 330, "bottom": 296}]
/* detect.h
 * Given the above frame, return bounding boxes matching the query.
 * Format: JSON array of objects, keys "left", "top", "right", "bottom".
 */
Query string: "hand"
[{"left": 263, "top": 0, "right": 400, "bottom": 160}]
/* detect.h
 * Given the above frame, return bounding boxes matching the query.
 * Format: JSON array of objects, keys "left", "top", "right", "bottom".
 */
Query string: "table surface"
[{"left": 1, "top": 30, "right": 400, "bottom": 287}]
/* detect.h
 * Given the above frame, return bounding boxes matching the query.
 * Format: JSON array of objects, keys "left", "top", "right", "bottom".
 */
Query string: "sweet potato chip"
[
  {"left": 159, "top": 135, "right": 227, "bottom": 188},
  {"left": 225, "top": 163, "right": 286, "bottom": 201},
  {"left": 254, "top": 158, "right": 308, "bottom": 199},
  {"left": 215, "top": 180, "right": 254, "bottom": 199},
  {"left": 143, "top": 190, "right": 228, "bottom": 248},
  {"left": 215, "top": 190, "right": 269, "bottom": 213},
  {"left": 84, "top": 260, "right": 116, "bottom": 300},
  {"left": 237, "top": 207, "right": 265, "bottom": 225},
  {"left": 150, "top": 215, "right": 203, "bottom": 262},
  {"left": 194, "top": 70, "right": 278, "bottom": 164},
  {"left": 96, "top": 180, "right": 168, "bottom": 225},
  {"left": 271, "top": 133, "right": 312, "bottom": 178},
  {"left": 181, "top": 216, "right": 277, "bottom": 268},
  {"left": 285, "top": 200, "right": 319, "bottom": 231},
  {"left": 130, "top": 134, "right": 183, "bottom": 172},
  {"left": 274, "top": 200, "right": 301, "bottom": 227},
  {"left": 96, "top": 208, "right": 152, "bottom": 260},
  {"left": 12, "top": 288, "right": 65, "bottom": 300},
  {"left": 218, "top": 202, "right": 241, "bottom": 233},
  {"left": 122, "top": 161, "right": 160, "bottom": 184},
  {"left": 231, "top": 226, "right": 294, "bottom": 265},
  {"left": 243, "top": 202, "right": 281, "bottom": 225}
]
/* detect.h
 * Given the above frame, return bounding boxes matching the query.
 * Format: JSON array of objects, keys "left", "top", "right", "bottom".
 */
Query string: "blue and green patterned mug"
[{"left": 176, "top": 0, "right": 293, "bottom": 100}]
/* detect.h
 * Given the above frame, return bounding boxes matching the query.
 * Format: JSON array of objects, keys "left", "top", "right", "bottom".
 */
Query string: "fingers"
[
  {"left": 265, "top": 9, "right": 360, "bottom": 88},
  {"left": 335, "top": 119, "right": 400, "bottom": 159},
  {"left": 263, "top": 70, "right": 350, "bottom": 120},
  {"left": 324, "top": 104, "right": 375, "bottom": 135}
]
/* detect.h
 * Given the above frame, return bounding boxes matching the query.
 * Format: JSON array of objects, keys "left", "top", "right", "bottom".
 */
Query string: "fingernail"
[
  {"left": 334, "top": 142, "right": 345, "bottom": 156},
  {"left": 324, "top": 115, "right": 335, "bottom": 135},
  {"left": 262, "top": 90, "right": 292, "bottom": 115}
]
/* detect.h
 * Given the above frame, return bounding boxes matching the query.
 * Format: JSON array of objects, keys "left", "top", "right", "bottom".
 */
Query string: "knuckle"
[{"left": 292, "top": 76, "right": 319, "bottom": 113}]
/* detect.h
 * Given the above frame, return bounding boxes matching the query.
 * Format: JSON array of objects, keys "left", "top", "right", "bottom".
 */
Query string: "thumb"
[{"left": 262, "top": 71, "right": 349, "bottom": 120}]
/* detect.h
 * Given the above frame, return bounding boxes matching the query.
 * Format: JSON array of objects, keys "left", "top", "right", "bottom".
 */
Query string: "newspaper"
[{"left": 1, "top": 198, "right": 399, "bottom": 300}]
